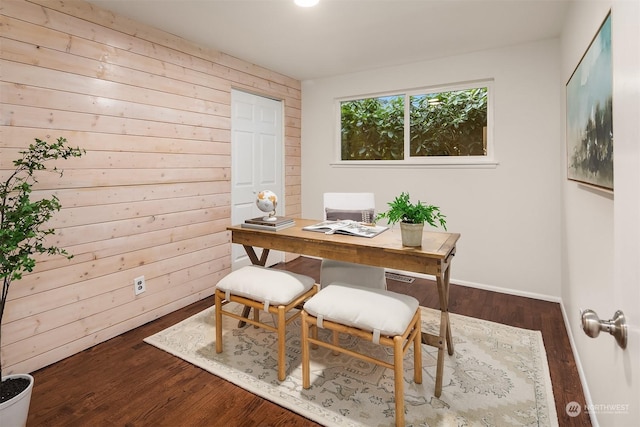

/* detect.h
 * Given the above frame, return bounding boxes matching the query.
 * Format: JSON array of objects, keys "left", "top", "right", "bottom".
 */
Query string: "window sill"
[{"left": 330, "top": 158, "right": 499, "bottom": 169}]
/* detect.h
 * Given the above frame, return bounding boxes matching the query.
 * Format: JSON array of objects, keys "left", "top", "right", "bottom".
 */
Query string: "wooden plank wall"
[{"left": 0, "top": 0, "right": 302, "bottom": 374}]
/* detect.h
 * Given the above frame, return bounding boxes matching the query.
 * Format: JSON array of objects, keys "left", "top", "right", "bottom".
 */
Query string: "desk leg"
[
  {"left": 443, "top": 265, "right": 454, "bottom": 355},
  {"left": 243, "top": 245, "right": 270, "bottom": 266},
  {"left": 238, "top": 245, "right": 271, "bottom": 327},
  {"left": 427, "top": 260, "right": 455, "bottom": 398}
]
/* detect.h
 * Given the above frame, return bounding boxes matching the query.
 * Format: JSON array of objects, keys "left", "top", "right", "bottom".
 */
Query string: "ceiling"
[{"left": 88, "top": 0, "right": 571, "bottom": 81}]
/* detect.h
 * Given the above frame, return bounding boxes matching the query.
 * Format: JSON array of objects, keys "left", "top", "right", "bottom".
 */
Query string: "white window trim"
[
  {"left": 330, "top": 158, "right": 499, "bottom": 169},
  {"left": 334, "top": 79, "right": 497, "bottom": 168}
]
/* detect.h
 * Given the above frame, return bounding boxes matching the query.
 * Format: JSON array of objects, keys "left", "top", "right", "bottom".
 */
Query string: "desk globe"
[{"left": 256, "top": 190, "right": 278, "bottom": 221}]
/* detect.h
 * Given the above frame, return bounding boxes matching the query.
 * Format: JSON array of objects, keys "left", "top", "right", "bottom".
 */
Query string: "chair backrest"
[
  {"left": 320, "top": 192, "right": 386, "bottom": 290},
  {"left": 320, "top": 259, "right": 387, "bottom": 289},
  {"left": 323, "top": 192, "right": 376, "bottom": 222}
]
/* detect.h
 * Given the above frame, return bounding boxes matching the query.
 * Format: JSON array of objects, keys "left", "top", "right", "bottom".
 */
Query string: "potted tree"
[
  {"left": 1, "top": 137, "right": 84, "bottom": 426},
  {"left": 376, "top": 192, "right": 447, "bottom": 247}
]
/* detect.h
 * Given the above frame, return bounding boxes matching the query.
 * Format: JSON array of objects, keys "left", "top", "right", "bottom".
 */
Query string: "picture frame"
[{"left": 566, "top": 12, "right": 613, "bottom": 191}]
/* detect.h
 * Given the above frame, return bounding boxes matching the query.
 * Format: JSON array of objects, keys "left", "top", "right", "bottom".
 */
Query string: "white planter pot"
[
  {"left": 399, "top": 222, "right": 424, "bottom": 247},
  {"left": 0, "top": 374, "right": 34, "bottom": 427}
]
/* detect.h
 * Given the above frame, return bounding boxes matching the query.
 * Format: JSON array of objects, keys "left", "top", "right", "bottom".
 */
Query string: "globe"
[{"left": 256, "top": 190, "right": 278, "bottom": 221}]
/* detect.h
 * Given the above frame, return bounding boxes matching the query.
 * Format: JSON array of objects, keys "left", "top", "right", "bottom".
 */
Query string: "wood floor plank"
[{"left": 27, "top": 256, "right": 590, "bottom": 426}]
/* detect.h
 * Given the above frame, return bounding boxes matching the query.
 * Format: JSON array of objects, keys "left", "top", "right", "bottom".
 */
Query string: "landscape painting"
[{"left": 566, "top": 13, "right": 613, "bottom": 191}]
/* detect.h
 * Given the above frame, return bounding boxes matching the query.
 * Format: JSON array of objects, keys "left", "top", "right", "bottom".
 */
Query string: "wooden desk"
[{"left": 227, "top": 218, "right": 460, "bottom": 397}]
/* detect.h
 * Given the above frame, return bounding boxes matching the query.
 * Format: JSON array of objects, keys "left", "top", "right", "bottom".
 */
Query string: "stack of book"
[{"left": 241, "top": 216, "right": 295, "bottom": 231}]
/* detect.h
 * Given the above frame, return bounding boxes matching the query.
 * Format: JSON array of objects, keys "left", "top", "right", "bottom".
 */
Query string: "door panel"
[
  {"left": 259, "top": 134, "right": 277, "bottom": 184},
  {"left": 231, "top": 90, "right": 284, "bottom": 269},
  {"left": 609, "top": 1, "right": 640, "bottom": 423}
]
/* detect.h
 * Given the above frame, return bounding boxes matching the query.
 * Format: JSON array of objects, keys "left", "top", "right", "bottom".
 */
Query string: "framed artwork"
[{"left": 566, "top": 12, "right": 613, "bottom": 191}]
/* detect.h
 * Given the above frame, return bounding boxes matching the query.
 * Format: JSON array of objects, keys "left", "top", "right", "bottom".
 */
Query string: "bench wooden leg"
[
  {"left": 393, "top": 335, "right": 404, "bottom": 427},
  {"left": 301, "top": 311, "right": 310, "bottom": 389},
  {"left": 414, "top": 310, "right": 422, "bottom": 385},
  {"left": 215, "top": 290, "right": 223, "bottom": 354},
  {"left": 332, "top": 330, "right": 339, "bottom": 355},
  {"left": 254, "top": 306, "right": 260, "bottom": 327},
  {"left": 277, "top": 306, "right": 286, "bottom": 381},
  {"left": 311, "top": 322, "right": 318, "bottom": 349}
]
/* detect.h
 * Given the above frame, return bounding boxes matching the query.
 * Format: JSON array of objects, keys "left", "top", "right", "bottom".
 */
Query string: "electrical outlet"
[{"left": 134, "top": 276, "right": 146, "bottom": 295}]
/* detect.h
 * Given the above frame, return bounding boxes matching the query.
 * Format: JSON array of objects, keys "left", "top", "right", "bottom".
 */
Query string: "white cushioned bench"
[
  {"left": 301, "top": 283, "right": 422, "bottom": 427},
  {"left": 215, "top": 265, "right": 317, "bottom": 381}
]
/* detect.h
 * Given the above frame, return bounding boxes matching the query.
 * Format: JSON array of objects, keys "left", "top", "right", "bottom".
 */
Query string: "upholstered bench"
[
  {"left": 301, "top": 283, "right": 422, "bottom": 427},
  {"left": 215, "top": 265, "right": 317, "bottom": 381}
]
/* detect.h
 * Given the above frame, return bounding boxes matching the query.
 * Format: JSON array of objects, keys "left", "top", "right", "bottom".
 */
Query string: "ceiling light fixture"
[{"left": 295, "top": 0, "right": 319, "bottom": 7}]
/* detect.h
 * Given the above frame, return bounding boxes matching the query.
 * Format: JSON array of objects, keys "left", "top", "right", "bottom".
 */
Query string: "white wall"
[
  {"left": 561, "top": 0, "right": 640, "bottom": 425},
  {"left": 301, "top": 39, "right": 563, "bottom": 299}
]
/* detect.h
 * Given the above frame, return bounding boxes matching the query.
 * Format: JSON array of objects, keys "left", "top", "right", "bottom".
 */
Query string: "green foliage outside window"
[
  {"left": 340, "top": 87, "right": 488, "bottom": 161},
  {"left": 341, "top": 96, "right": 404, "bottom": 160},
  {"left": 410, "top": 87, "right": 487, "bottom": 156}
]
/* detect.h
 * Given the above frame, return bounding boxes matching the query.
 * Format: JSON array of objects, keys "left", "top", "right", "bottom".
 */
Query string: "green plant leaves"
[
  {"left": 376, "top": 192, "right": 447, "bottom": 230},
  {"left": 1, "top": 137, "right": 84, "bottom": 346}
]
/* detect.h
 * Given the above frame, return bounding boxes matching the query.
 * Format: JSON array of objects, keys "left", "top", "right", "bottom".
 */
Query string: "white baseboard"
[
  {"left": 559, "top": 302, "right": 598, "bottom": 426},
  {"left": 303, "top": 256, "right": 560, "bottom": 302},
  {"left": 385, "top": 268, "right": 562, "bottom": 303}
]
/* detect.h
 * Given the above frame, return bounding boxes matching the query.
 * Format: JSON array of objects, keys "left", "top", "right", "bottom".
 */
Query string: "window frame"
[{"left": 333, "top": 80, "right": 497, "bottom": 168}]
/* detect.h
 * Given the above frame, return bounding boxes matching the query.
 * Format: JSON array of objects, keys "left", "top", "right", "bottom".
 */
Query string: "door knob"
[{"left": 581, "top": 309, "right": 627, "bottom": 349}]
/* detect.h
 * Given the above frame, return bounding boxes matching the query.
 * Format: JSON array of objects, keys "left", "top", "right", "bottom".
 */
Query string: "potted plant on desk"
[
  {"left": 1, "top": 137, "right": 84, "bottom": 426},
  {"left": 376, "top": 192, "right": 447, "bottom": 247}
]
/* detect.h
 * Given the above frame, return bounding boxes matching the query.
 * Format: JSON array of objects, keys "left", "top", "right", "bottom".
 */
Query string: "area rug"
[{"left": 144, "top": 303, "right": 558, "bottom": 427}]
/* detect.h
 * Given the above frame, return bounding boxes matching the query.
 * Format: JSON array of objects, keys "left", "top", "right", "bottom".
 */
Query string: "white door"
[
  {"left": 606, "top": 2, "right": 640, "bottom": 423},
  {"left": 231, "top": 89, "right": 285, "bottom": 269}
]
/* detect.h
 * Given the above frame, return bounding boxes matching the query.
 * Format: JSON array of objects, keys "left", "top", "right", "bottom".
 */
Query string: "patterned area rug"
[{"left": 144, "top": 303, "right": 558, "bottom": 426}]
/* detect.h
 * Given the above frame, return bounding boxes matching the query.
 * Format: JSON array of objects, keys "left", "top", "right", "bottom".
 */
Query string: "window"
[
  {"left": 338, "top": 81, "right": 494, "bottom": 166},
  {"left": 340, "top": 95, "right": 405, "bottom": 160}
]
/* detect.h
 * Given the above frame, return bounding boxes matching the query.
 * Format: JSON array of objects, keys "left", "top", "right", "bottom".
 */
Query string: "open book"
[{"left": 302, "top": 220, "right": 388, "bottom": 238}]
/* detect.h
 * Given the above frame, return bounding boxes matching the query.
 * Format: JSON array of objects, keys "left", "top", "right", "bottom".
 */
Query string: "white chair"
[{"left": 320, "top": 192, "right": 387, "bottom": 290}]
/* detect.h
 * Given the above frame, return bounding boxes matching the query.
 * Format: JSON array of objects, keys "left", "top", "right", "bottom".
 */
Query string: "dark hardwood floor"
[{"left": 27, "top": 257, "right": 590, "bottom": 426}]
